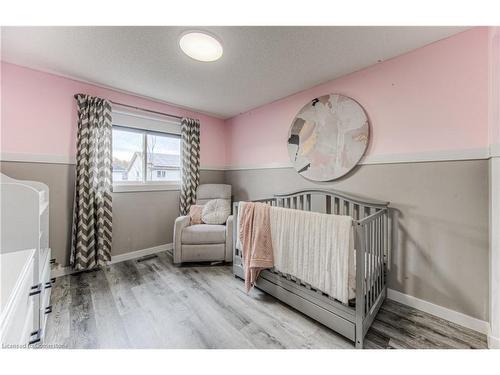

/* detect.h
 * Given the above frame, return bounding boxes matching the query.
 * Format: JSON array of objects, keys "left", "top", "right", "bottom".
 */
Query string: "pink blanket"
[{"left": 239, "top": 202, "right": 274, "bottom": 292}]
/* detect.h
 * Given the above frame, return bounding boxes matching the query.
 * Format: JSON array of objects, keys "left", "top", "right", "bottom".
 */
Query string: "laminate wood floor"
[{"left": 44, "top": 251, "right": 487, "bottom": 349}]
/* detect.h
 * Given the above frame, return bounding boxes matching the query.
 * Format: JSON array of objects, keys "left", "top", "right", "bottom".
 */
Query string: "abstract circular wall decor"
[{"left": 287, "top": 94, "right": 369, "bottom": 181}]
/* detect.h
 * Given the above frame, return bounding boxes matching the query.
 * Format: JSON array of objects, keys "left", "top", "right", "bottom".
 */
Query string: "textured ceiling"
[{"left": 1, "top": 26, "right": 469, "bottom": 118}]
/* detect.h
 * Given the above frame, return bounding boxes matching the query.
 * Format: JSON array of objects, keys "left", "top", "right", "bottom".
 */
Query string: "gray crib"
[{"left": 232, "top": 189, "right": 390, "bottom": 349}]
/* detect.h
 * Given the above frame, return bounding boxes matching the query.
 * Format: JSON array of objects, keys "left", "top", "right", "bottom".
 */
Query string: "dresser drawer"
[{"left": 1, "top": 252, "right": 38, "bottom": 347}]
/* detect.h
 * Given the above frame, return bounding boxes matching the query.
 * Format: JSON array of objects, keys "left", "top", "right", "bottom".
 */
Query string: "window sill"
[{"left": 112, "top": 183, "right": 181, "bottom": 193}]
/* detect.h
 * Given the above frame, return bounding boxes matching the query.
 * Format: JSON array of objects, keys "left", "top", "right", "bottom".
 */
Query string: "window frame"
[{"left": 111, "top": 121, "right": 182, "bottom": 193}]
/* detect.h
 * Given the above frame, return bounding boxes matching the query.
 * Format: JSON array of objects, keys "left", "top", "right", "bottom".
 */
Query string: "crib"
[{"left": 232, "top": 189, "right": 390, "bottom": 348}]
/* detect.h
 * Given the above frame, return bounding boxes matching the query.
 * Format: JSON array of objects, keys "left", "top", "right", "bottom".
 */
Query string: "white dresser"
[{"left": 0, "top": 173, "right": 53, "bottom": 347}]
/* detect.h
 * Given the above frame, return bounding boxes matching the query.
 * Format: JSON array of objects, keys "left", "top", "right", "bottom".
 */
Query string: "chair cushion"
[
  {"left": 202, "top": 199, "right": 231, "bottom": 225},
  {"left": 196, "top": 184, "right": 231, "bottom": 201},
  {"left": 181, "top": 224, "right": 226, "bottom": 244},
  {"left": 196, "top": 184, "right": 232, "bottom": 205}
]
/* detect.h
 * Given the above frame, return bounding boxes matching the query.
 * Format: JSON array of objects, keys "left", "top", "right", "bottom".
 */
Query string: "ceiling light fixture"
[{"left": 179, "top": 31, "right": 223, "bottom": 62}]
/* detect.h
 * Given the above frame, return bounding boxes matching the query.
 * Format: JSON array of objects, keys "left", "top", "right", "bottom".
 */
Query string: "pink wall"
[
  {"left": 1, "top": 27, "right": 492, "bottom": 169},
  {"left": 0, "top": 62, "right": 227, "bottom": 167},
  {"left": 225, "top": 27, "right": 490, "bottom": 167}
]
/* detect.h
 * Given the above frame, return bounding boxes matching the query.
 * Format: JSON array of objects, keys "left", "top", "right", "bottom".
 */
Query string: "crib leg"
[
  {"left": 355, "top": 334, "right": 364, "bottom": 349},
  {"left": 355, "top": 324, "right": 364, "bottom": 349}
]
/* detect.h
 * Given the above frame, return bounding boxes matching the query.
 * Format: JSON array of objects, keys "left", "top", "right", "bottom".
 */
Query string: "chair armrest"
[
  {"left": 173, "top": 215, "right": 190, "bottom": 264},
  {"left": 225, "top": 215, "right": 234, "bottom": 262}
]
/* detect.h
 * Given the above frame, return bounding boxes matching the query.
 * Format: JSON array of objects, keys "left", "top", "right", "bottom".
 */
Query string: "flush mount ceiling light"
[{"left": 179, "top": 31, "right": 223, "bottom": 62}]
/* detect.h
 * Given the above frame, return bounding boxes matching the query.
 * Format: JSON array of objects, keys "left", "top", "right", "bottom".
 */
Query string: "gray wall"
[
  {"left": 1, "top": 159, "right": 489, "bottom": 322},
  {"left": 0, "top": 161, "right": 224, "bottom": 267},
  {"left": 224, "top": 160, "right": 489, "bottom": 322}
]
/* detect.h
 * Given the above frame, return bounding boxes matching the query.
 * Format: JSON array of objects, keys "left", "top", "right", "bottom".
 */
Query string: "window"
[{"left": 111, "top": 111, "right": 181, "bottom": 192}]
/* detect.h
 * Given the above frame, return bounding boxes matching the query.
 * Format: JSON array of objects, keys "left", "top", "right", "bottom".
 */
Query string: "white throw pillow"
[{"left": 202, "top": 199, "right": 231, "bottom": 225}]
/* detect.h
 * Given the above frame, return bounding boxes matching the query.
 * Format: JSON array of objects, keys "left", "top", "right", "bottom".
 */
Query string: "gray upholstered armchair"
[{"left": 173, "top": 184, "right": 233, "bottom": 265}]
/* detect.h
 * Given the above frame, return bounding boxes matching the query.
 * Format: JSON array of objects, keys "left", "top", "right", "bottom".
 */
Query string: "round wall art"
[{"left": 287, "top": 94, "right": 369, "bottom": 181}]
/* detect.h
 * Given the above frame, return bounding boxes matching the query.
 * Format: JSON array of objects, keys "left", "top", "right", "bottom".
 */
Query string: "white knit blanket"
[{"left": 270, "top": 207, "right": 355, "bottom": 304}]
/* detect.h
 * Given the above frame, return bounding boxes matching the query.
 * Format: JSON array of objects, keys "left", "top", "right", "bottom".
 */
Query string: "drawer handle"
[
  {"left": 45, "top": 305, "right": 53, "bottom": 314},
  {"left": 29, "top": 329, "right": 42, "bottom": 345},
  {"left": 29, "top": 284, "right": 42, "bottom": 296},
  {"left": 44, "top": 277, "right": 56, "bottom": 289}
]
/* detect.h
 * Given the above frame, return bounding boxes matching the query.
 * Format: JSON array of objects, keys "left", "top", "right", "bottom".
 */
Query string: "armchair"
[{"left": 173, "top": 184, "right": 233, "bottom": 264}]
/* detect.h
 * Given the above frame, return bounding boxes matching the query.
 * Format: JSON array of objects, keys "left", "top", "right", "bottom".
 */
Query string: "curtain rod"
[
  {"left": 110, "top": 101, "right": 183, "bottom": 120},
  {"left": 73, "top": 94, "right": 185, "bottom": 121}
]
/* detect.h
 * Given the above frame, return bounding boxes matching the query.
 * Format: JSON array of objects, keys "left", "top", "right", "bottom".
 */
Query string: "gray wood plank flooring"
[{"left": 44, "top": 251, "right": 487, "bottom": 349}]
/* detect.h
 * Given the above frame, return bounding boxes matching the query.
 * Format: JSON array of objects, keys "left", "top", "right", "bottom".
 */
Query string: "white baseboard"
[
  {"left": 487, "top": 333, "right": 500, "bottom": 349},
  {"left": 109, "top": 243, "right": 172, "bottom": 264},
  {"left": 51, "top": 243, "right": 173, "bottom": 278},
  {"left": 387, "top": 288, "right": 490, "bottom": 335}
]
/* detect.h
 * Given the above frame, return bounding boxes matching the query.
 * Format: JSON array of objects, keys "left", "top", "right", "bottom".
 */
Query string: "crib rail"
[{"left": 354, "top": 207, "right": 389, "bottom": 344}]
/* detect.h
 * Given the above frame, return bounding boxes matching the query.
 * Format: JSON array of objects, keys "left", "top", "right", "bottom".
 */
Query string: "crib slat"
[
  {"left": 376, "top": 216, "right": 381, "bottom": 296},
  {"left": 374, "top": 219, "right": 379, "bottom": 304},
  {"left": 368, "top": 221, "right": 372, "bottom": 310},
  {"left": 358, "top": 205, "right": 365, "bottom": 220},
  {"left": 377, "top": 218, "right": 381, "bottom": 294},
  {"left": 379, "top": 216, "right": 383, "bottom": 295},
  {"left": 378, "top": 216, "right": 382, "bottom": 293},
  {"left": 370, "top": 221, "right": 375, "bottom": 309},
  {"left": 382, "top": 215, "right": 386, "bottom": 286},
  {"left": 366, "top": 222, "right": 370, "bottom": 313},
  {"left": 374, "top": 217, "right": 378, "bottom": 298},
  {"left": 381, "top": 215, "right": 384, "bottom": 288},
  {"left": 383, "top": 213, "right": 387, "bottom": 285},
  {"left": 368, "top": 223, "right": 372, "bottom": 313},
  {"left": 364, "top": 224, "right": 369, "bottom": 314}
]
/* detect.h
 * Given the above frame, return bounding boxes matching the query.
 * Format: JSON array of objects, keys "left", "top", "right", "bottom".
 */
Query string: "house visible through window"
[{"left": 112, "top": 126, "right": 181, "bottom": 185}]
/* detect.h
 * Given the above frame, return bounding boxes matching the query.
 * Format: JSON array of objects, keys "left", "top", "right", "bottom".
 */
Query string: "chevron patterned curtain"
[
  {"left": 180, "top": 117, "right": 201, "bottom": 215},
  {"left": 70, "top": 94, "right": 113, "bottom": 271}
]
